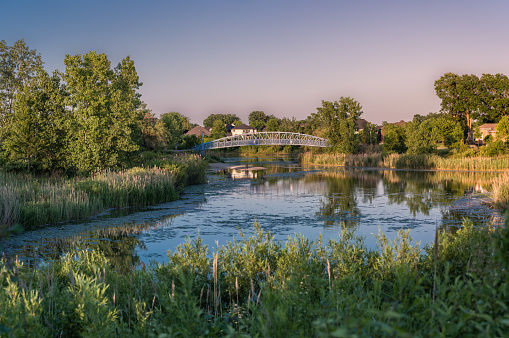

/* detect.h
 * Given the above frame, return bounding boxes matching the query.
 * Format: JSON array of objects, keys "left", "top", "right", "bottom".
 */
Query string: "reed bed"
[
  {"left": 0, "top": 154, "right": 206, "bottom": 229},
  {"left": 300, "top": 151, "right": 509, "bottom": 171},
  {"left": 0, "top": 220, "right": 507, "bottom": 336}
]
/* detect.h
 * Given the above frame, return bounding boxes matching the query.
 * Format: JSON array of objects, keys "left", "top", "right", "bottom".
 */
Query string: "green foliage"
[
  {"left": 0, "top": 39, "right": 43, "bottom": 121},
  {"left": 160, "top": 111, "right": 193, "bottom": 147},
  {"left": 317, "top": 97, "right": 362, "bottom": 154},
  {"left": 210, "top": 119, "right": 227, "bottom": 140},
  {"left": 62, "top": 52, "right": 143, "bottom": 174},
  {"left": 2, "top": 69, "right": 67, "bottom": 172},
  {"left": 248, "top": 110, "right": 269, "bottom": 131},
  {"left": 203, "top": 113, "right": 240, "bottom": 128},
  {"left": 497, "top": 116, "right": 509, "bottom": 140},
  {"left": 1, "top": 219, "right": 508, "bottom": 336},
  {"left": 406, "top": 118, "right": 437, "bottom": 154},
  {"left": 382, "top": 122, "right": 407, "bottom": 153},
  {"left": 266, "top": 118, "right": 279, "bottom": 132}
]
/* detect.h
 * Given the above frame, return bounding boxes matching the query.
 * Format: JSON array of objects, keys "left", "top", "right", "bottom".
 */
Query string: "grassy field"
[
  {"left": 0, "top": 153, "right": 207, "bottom": 230},
  {"left": 0, "top": 219, "right": 507, "bottom": 336}
]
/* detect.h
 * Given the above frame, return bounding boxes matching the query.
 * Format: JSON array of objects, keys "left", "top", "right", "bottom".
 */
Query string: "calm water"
[{"left": 2, "top": 155, "right": 502, "bottom": 269}]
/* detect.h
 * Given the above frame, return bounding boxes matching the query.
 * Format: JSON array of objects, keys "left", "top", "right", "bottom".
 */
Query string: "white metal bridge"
[{"left": 192, "top": 132, "right": 329, "bottom": 152}]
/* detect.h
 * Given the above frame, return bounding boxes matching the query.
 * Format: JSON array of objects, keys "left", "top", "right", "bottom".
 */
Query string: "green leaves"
[{"left": 316, "top": 97, "right": 363, "bottom": 154}]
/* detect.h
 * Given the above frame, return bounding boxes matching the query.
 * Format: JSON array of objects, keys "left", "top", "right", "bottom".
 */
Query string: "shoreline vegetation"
[
  {"left": 0, "top": 221, "right": 508, "bottom": 336},
  {"left": 0, "top": 153, "right": 207, "bottom": 232},
  {"left": 299, "top": 151, "right": 509, "bottom": 172}
]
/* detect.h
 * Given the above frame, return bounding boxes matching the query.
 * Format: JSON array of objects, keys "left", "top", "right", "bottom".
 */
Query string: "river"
[{"left": 2, "top": 155, "right": 502, "bottom": 269}]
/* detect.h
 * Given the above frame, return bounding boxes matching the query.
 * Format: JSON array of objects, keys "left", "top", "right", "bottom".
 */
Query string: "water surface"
[{"left": 3, "top": 155, "right": 502, "bottom": 268}]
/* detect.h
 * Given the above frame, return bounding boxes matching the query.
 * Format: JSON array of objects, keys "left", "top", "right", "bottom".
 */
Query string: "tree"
[
  {"left": 431, "top": 115, "right": 463, "bottom": 147},
  {"left": 316, "top": 97, "right": 362, "bottom": 153},
  {"left": 266, "top": 118, "right": 279, "bottom": 132},
  {"left": 203, "top": 113, "right": 239, "bottom": 128},
  {"left": 0, "top": 39, "right": 43, "bottom": 134},
  {"left": 2, "top": 68, "right": 67, "bottom": 171},
  {"left": 361, "top": 122, "right": 378, "bottom": 145},
  {"left": 160, "top": 112, "right": 193, "bottom": 147},
  {"left": 496, "top": 116, "right": 509, "bottom": 141},
  {"left": 62, "top": 52, "right": 143, "bottom": 173},
  {"left": 382, "top": 122, "right": 407, "bottom": 154},
  {"left": 210, "top": 119, "right": 227, "bottom": 140},
  {"left": 139, "top": 108, "right": 168, "bottom": 151},
  {"left": 435, "top": 73, "right": 482, "bottom": 135},
  {"left": 248, "top": 111, "right": 268, "bottom": 131},
  {"left": 405, "top": 118, "right": 436, "bottom": 154},
  {"left": 480, "top": 73, "right": 509, "bottom": 123}
]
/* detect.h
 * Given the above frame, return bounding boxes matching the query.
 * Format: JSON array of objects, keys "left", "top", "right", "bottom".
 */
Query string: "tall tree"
[
  {"left": 480, "top": 73, "right": 509, "bottom": 123},
  {"left": 203, "top": 113, "right": 239, "bottom": 128},
  {"left": 0, "top": 39, "right": 43, "bottom": 132},
  {"left": 62, "top": 52, "right": 143, "bottom": 173},
  {"left": 160, "top": 112, "right": 193, "bottom": 146},
  {"left": 382, "top": 122, "right": 407, "bottom": 154},
  {"left": 2, "top": 68, "right": 67, "bottom": 171},
  {"left": 435, "top": 73, "right": 481, "bottom": 133},
  {"left": 210, "top": 119, "right": 227, "bottom": 139},
  {"left": 248, "top": 111, "right": 268, "bottom": 131},
  {"left": 317, "top": 97, "right": 362, "bottom": 153}
]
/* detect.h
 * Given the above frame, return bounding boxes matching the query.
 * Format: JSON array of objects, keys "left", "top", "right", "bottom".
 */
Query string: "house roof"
[
  {"left": 479, "top": 123, "right": 497, "bottom": 130},
  {"left": 185, "top": 126, "right": 211, "bottom": 137},
  {"left": 232, "top": 124, "right": 255, "bottom": 130}
]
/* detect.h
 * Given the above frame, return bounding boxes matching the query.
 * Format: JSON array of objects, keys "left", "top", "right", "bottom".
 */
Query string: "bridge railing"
[{"left": 192, "top": 132, "right": 329, "bottom": 151}]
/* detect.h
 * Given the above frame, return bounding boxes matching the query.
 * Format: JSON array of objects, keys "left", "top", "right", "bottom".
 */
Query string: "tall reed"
[
  {"left": 0, "top": 153, "right": 206, "bottom": 229},
  {"left": 300, "top": 151, "right": 509, "bottom": 171}
]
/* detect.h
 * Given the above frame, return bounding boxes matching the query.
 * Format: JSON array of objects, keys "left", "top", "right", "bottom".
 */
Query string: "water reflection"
[{"left": 2, "top": 158, "right": 502, "bottom": 266}]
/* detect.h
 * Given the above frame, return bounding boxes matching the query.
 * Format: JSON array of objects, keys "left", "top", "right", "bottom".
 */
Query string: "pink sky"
[{"left": 2, "top": 0, "right": 509, "bottom": 125}]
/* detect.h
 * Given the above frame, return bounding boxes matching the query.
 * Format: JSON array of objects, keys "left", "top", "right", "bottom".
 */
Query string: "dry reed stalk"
[
  {"left": 327, "top": 258, "right": 331, "bottom": 289},
  {"left": 235, "top": 277, "right": 239, "bottom": 305}
]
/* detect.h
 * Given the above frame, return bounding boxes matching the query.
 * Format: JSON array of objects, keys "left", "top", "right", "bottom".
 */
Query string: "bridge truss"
[{"left": 192, "top": 132, "right": 329, "bottom": 151}]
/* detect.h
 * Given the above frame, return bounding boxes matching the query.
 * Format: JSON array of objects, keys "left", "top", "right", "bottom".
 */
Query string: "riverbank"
[
  {"left": 0, "top": 154, "right": 207, "bottom": 231},
  {"left": 300, "top": 152, "right": 509, "bottom": 172},
  {"left": 0, "top": 219, "right": 507, "bottom": 336}
]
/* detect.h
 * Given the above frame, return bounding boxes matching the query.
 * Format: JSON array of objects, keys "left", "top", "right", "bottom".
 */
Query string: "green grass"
[
  {"left": 1, "top": 219, "right": 507, "bottom": 336},
  {"left": 0, "top": 154, "right": 207, "bottom": 230}
]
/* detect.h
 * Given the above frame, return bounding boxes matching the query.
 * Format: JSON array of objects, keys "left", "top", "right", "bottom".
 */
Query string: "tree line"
[{"left": 0, "top": 40, "right": 197, "bottom": 174}]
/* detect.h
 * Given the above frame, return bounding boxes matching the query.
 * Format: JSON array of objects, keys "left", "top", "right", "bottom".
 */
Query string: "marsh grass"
[
  {"left": 0, "top": 154, "right": 206, "bottom": 229},
  {"left": 1, "top": 220, "right": 507, "bottom": 336},
  {"left": 300, "top": 151, "right": 509, "bottom": 171}
]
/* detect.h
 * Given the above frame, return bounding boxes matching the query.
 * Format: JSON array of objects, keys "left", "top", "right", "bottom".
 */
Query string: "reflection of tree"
[
  {"left": 310, "top": 170, "right": 380, "bottom": 229},
  {"left": 16, "top": 214, "right": 178, "bottom": 272},
  {"left": 382, "top": 170, "right": 497, "bottom": 217}
]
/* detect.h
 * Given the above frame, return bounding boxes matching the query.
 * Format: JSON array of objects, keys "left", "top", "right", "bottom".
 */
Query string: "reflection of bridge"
[{"left": 192, "top": 132, "right": 329, "bottom": 152}]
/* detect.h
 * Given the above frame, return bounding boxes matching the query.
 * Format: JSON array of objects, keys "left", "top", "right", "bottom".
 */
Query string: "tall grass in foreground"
[
  {"left": 300, "top": 152, "right": 509, "bottom": 171},
  {"left": 1, "top": 220, "right": 508, "bottom": 336},
  {"left": 0, "top": 154, "right": 207, "bottom": 229}
]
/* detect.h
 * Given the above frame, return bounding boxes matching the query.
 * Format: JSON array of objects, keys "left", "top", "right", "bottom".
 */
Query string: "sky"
[{"left": 2, "top": 0, "right": 509, "bottom": 125}]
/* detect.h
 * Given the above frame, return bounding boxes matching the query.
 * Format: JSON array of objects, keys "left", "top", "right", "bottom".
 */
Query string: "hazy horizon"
[{"left": 2, "top": 0, "right": 509, "bottom": 125}]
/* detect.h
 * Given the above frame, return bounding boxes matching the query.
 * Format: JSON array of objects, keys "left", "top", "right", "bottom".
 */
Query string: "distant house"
[
  {"left": 475, "top": 123, "right": 497, "bottom": 142},
  {"left": 355, "top": 119, "right": 369, "bottom": 133},
  {"left": 231, "top": 124, "right": 256, "bottom": 136},
  {"left": 185, "top": 126, "right": 211, "bottom": 138}
]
